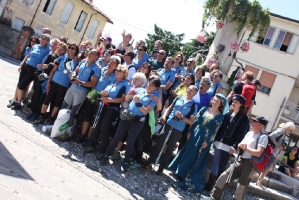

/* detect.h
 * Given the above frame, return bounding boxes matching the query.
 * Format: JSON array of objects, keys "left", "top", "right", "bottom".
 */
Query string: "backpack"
[
  {"left": 266, "top": 131, "right": 284, "bottom": 149},
  {"left": 241, "top": 82, "right": 255, "bottom": 108},
  {"left": 251, "top": 133, "right": 276, "bottom": 173}
]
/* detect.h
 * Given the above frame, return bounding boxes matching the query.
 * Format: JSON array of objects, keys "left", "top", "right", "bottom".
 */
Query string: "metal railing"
[{"left": 281, "top": 101, "right": 299, "bottom": 124}]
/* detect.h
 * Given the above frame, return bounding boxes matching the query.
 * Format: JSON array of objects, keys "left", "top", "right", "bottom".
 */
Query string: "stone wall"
[{"left": 0, "top": 23, "right": 20, "bottom": 57}]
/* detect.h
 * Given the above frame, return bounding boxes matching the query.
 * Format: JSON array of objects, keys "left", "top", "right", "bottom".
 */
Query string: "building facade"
[
  {"left": 209, "top": 14, "right": 299, "bottom": 148},
  {"left": 0, "top": 0, "right": 113, "bottom": 44}
]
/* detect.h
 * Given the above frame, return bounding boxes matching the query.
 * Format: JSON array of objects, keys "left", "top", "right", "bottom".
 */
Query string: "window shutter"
[
  {"left": 282, "top": 32, "right": 293, "bottom": 46},
  {"left": 263, "top": 27, "right": 275, "bottom": 46},
  {"left": 245, "top": 65, "right": 259, "bottom": 79},
  {"left": 75, "top": 11, "right": 87, "bottom": 32},
  {"left": 60, "top": 1, "right": 74, "bottom": 24},
  {"left": 46, "top": 0, "right": 57, "bottom": 15},
  {"left": 259, "top": 71, "right": 276, "bottom": 89},
  {"left": 287, "top": 34, "right": 299, "bottom": 54},
  {"left": 87, "top": 20, "right": 99, "bottom": 38}
]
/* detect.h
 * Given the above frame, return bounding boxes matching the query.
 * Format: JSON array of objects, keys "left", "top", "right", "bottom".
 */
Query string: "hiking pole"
[
  {"left": 226, "top": 149, "right": 243, "bottom": 183},
  {"left": 92, "top": 101, "right": 104, "bottom": 129},
  {"left": 153, "top": 120, "right": 177, "bottom": 172}
]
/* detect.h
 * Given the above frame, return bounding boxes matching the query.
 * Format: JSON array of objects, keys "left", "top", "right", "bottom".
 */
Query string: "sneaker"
[
  {"left": 34, "top": 116, "right": 47, "bottom": 125},
  {"left": 121, "top": 161, "right": 129, "bottom": 172},
  {"left": 130, "top": 160, "right": 140, "bottom": 169},
  {"left": 110, "top": 150, "right": 121, "bottom": 160},
  {"left": 44, "top": 117, "right": 55, "bottom": 125},
  {"left": 99, "top": 155, "right": 109, "bottom": 165},
  {"left": 56, "top": 133, "right": 71, "bottom": 142},
  {"left": 7, "top": 100, "right": 18, "bottom": 108},
  {"left": 156, "top": 166, "right": 164, "bottom": 175},
  {"left": 11, "top": 103, "right": 22, "bottom": 110}
]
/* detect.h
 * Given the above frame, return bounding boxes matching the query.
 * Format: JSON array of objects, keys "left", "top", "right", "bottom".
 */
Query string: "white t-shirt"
[
  {"left": 240, "top": 131, "right": 268, "bottom": 159},
  {"left": 125, "top": 63, "right": 136, "bottom": 81}
]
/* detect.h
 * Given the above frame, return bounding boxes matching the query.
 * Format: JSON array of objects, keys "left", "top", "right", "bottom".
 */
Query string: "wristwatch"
[{"left": 78, "top": 80, "right": 82, "bottom": 86}]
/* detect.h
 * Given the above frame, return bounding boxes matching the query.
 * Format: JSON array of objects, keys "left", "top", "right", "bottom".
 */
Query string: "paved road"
[{"left": 0, "top": 56, "right": 142, "bottom": 200}]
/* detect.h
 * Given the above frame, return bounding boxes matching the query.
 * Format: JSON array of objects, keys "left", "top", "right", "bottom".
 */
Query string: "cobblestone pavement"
[{"left": 0, "top": 56, "right": 272, "bottom": 200}]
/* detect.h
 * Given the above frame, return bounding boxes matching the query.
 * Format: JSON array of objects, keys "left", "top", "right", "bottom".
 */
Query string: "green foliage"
[
  {"left": 227, "top": 66, "right": 240, "bottom": 87},
  {"left": 203, "top": 0, "right": 271, "bottom": 37},
  {"left": 145, "top": 24, "right": 185, "bottom": 57}
]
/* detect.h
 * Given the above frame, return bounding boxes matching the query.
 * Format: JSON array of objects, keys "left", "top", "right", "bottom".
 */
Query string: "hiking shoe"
[
  {"left": 129, "top": 160, "right": 140, "bottom": 169},
  {"left": 44, "top": 117, "right": 55, "bottom": 125},
  {"left": 99, "top": 155, "right": 109, "bottom": 165},
  {"left": 121, "top": 161, "right": 129, "bottom": 172},
  {"left": 110, "top": 150, "right": 121, "bottom": 160},
  {"left": 83, "top": 146, "right": 95, "bottom": 153},
  {"left": 7, "top": 100, "right": 18, "bottom": 108},
  {"left": 34, "top": 116, "right": 47, "bottom": 125},
  {"left": 11, "top": 103, "right": 22, "bottom": 110},
  {"left": 56, "top": 133, "right": 71, "bottom": 142}
]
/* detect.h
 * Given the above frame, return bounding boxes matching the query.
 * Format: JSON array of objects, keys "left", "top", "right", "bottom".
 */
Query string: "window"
[
  {"left": 87, "top": 20, "right": 99, "bottom": 38},
  {"left": 23, "top": 0, "right": 34, "bottom": 4},
  {"left": 34, "top": 27, "right": 43, "bottom": 37},
  {"left": 60, "top": 1, "right": 74, "bottom": 24},
  {"left": 245, "top": 65, "right": 259, "bottom": 79},
  {"left": 43, "top": 0, "right": 56, "bottom": 15},
  {"left": 273, "top": 31, "right": 298, "bottom": 53},
  {"left": 250, "top": 27, "right": 276, "bottom": 46},
  {"left": 258, "top": 71, "right": 276, "bottom": 95},
  {"left": 75, "top": 11, "right": 87, "bottom": 32},
  {"left": 11, "top": 18, "right": 25, "bottom": 31}
]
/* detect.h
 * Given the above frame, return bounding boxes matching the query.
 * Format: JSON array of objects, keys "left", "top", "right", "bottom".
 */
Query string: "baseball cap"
[
  {"left": 251, "top": 116, "right": 267, "bottom": 126},
  {"left": 103, "top": 36, "right": 112, "bottom": 42}
]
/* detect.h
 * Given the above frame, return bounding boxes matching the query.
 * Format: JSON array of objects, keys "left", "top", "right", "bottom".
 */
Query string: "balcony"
[{"left": 281, "top": 101, "right": 299, "bottom": 124}]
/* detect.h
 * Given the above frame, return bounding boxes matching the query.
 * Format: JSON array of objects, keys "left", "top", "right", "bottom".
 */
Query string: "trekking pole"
[
  {"left": 153, "top": 120, "right": 177, "bottom": 171},
  {"left": 92, "top": 101, "right": 104, "bottom": 129},
  {"left": 226, "top": 149, "right": 243, "bottom": 184}
]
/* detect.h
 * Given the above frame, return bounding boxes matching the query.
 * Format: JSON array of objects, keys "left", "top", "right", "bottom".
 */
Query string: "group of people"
[{"left": 6, "top": 27, "right": 299, "bottom": 199}]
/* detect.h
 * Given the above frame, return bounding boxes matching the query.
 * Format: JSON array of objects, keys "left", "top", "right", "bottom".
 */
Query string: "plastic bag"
[{"left": 50, "top": 109, "right": 71, "bottom": 138}]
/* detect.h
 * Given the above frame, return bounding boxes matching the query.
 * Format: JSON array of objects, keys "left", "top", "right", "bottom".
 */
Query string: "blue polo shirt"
[
  {"left": 72, "top": 60, "right": 101, "bottom": 92},
  {"left": 132, "top": 53, "right": 149, "bottom": 69},
  {"left": 26, "top": 44, "right": 51, "bottom": 68},
  {"left": 207, "top": 82, "right": 222, "bottom": 97},
  {"left": 52, "top": 55, "right": 75, "bottom": 88},
  {"left": 171, "top": 65, "right": 186, "bottom": 90},
  {"left": 158, "top": 69, "right": 175, "bottom": 95},
  {"left": 128, "top": 92, "right": 158, "bottom": 117},
  {"left": 23, "top": 47, "right": 32, "bottom": 57},
  {"left": 105, "top": 80, "right": 130, "bottom": 110},
  {"left": 94, "top": 67, "right": 116, "bottom": 92},
  {"left": 192, "top": 92, "right": 211, "bottom": 110},
  {"left": 96, "top": 58, "right": 108, "bottom": 68},
  {"left": 195, "top": 78, "right": 201, "bottom": 89},
  {"left": 167, "top": 97, "right": 198, "bottom": 131},
  {"left": 185, "top": 67, "right": 196, "bottom": 77}
]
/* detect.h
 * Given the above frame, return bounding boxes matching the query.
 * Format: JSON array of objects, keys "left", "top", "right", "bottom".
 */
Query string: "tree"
[
  {"left": 181, "top": 31, "right": 216, "bottom": 64},
  {"left": 145, "top": 24, "right": 185, "bottom": 57}
]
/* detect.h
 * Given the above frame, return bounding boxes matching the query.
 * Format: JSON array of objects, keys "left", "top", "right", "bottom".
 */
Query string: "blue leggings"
[{"left": 211, "top": 147, "right": 232, "bottom": 177}]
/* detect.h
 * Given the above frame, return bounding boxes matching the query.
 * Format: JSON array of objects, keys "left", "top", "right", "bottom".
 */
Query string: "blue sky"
[{"left": 94, "top": 0, "right": 298, "bottom": 45}]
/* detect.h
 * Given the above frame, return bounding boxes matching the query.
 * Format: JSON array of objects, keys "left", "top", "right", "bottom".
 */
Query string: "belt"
[{"left": 240, "top": 157, "right": 251, "bottom": 160}]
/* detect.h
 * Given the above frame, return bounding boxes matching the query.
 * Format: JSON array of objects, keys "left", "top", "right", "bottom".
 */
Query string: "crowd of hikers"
[{"left": 6, "top": 27, "right": 299, "bottom": 199}]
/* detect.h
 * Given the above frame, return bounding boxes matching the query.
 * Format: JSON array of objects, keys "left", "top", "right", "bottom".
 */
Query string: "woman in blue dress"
[{"left": 169, "top": 93, "right": 228, "bottom": 196}]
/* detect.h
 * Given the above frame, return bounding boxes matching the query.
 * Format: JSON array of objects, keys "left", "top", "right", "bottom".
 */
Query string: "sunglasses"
[
  {"left": 213, "top": 75, "right": 219, "bottom": 78},
  {"left": 58, "top": 47, "right": 66, "bottom": 51},
  {"left": 116, "top": 69, "right": 125, "bottom": 73},
  {"left": 187, "top": 61, "right": 194, "bottom": 63},
  {"left": 293, "top": 148, "right": 298, "bottom": 151},
  {"left": 159, "top": 52, "right": 164, "bottom": 55},
  {"left": 138, "top": 49, "right": 143, "bottom": 51},
  {"left": 68, "top": 47, "right": 75, "bottom": 50},
  {"left": 31, "top": 40, "right": 38, "bottom": 43}
]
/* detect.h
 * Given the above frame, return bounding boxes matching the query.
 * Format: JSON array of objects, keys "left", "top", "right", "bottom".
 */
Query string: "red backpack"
[{"left": 241, "top": 82, "right": 255, "bottom": 108}]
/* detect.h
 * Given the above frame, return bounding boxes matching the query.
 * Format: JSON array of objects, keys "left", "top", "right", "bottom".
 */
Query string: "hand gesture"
[
  {"left": 97, "top": 29, "right": 103, "bottom": 40},
  {"left": 121, "top": 29, "right": 126, "bottom": 37}
]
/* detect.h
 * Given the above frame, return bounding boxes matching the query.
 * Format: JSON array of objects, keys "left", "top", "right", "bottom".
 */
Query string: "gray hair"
[
  {"left": 279, "top": 122, "right": 295, "bottom": 131},
  {"left": 41, "top": 34, "right": 51, "bottom": 42},
  {"left": 132, "top": 72, "right": 147, "bottom": 86},
  {"left": 138, "top": 40, "right": 146, "bottom": 46},
  {"left": 201, "top": 77, "right": 211, "bottom": 87}
]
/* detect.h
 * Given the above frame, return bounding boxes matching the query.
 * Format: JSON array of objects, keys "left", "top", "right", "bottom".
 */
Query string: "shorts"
[
  {"left": 44, "top": 81, "right": 68, "bottom": 107},
  {"left": 18, "top": 64, "right": 36, "bottom": 90},
  {"left": 63, "top": 85, "right": 88, "bottom": 106},
  {"left": 278, "top": 165, "right": 290, "bottom": 174}
]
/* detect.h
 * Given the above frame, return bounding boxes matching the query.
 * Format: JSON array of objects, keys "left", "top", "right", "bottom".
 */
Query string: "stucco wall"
[{"left": 2, "top": 0, "right": 108, "bottom": 44}]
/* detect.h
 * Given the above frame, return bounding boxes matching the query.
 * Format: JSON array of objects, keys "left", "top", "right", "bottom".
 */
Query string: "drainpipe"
[
  {"left": 80, "top": 12, "right": 97, "bottom": 44},
  {"left": 29, "top": 0, "right": 42, "bottom": 27},
  {"left": 272, "top": 97, "right": 286, "bottom": 131}
]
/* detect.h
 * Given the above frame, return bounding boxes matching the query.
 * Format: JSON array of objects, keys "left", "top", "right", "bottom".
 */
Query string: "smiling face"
[
  {"left": 146, "top": 80, "right": 158, "bottom": 94},
  {"left": 184, "top": 74, "right": 193, "bottom": 86},
  {"left": 187, "top": 86, "right": 198, "bottom": 98},
  {"left": 212, "top": 72, "right": 221, "bottom": 83},
  {"left": 211, "top": 96, "right": 222, "bottom": 109},
  {"left": 132, "top": 77, "right": 143, "bottom": 88},
  {"left": 140, "top": 63, "right": 149, "bottom": 74},
  {"left": 199, "top": 81, "right": 209, "bottom": 93},
  {"left": 55, "top": 44, "right": 67, "bottom": 56}
]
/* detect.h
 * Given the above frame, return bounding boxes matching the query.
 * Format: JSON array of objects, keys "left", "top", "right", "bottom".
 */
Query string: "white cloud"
[{"left": 93, "top": 0, "right": 205, "bottom": 45}]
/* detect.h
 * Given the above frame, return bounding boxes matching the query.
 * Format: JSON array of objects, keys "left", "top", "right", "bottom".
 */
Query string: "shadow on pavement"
[{"left": 0, "top": 141, "right": 34, "bottom": 181}]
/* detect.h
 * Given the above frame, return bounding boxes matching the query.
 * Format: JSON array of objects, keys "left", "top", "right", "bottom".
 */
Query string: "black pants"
[
  {"left": 18, "top": 64, "right": 36, "bottom": 90},
  {"left": 87, "top": 108, "right": 118, "bottom": 153},
  {"left": 149, "top": 123, "right": 182, "bottom": 168},
  {"left": 31, "top": 75, "right": 44, "bottom": 114},
  {"left": 43, "top": 81, "right": 67, "bottom": 107}
]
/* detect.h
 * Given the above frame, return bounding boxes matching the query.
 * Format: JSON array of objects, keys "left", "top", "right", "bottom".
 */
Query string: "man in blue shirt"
[
  {"left": 57, "top": 49, "right": 101, "bottom": 142},
  {"left": 193, "top": 77, "right": 212, "bottom": 109},
  {"left": 185, "top": 58, "right": 196, "bottom": 77},
  {"left": 144, "top": 85, "right": 198, "bottom": 174}
]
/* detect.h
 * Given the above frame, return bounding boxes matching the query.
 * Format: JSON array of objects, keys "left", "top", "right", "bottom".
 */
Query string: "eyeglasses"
[
  {"left": 138, "top": 49, "right": 143, "bottom": 51},
  {"left": 293, "top": 148, "right": 298, "bottom": 151},
  {"left": 159, "top": 52, "right": 164, "bottom": 55},
  {"left": 58, "top": 47, "right": 66, "bottom": 51},
  {"left": 213, "top": 75, "right": 219, "bottom": 78},
  {"left": 40, "top": 37, "right": 47, "bottom": 40},
  {"left": 187, "top": 61, "right": 194, "bottom": 63},
  {"left": 68, "top": 47, "right": 75, "bottom": 50}
]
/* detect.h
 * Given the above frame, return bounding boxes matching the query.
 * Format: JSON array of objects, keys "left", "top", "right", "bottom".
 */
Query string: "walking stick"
[
  {"left": 92, "top": 101, "right": 104, "bottom": 129},
  {"left": 153, "top": 120, "right": 177, "bottom": 171},
  {"left": 226, "top": 149, "right": 243, "bottom": 183}
]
